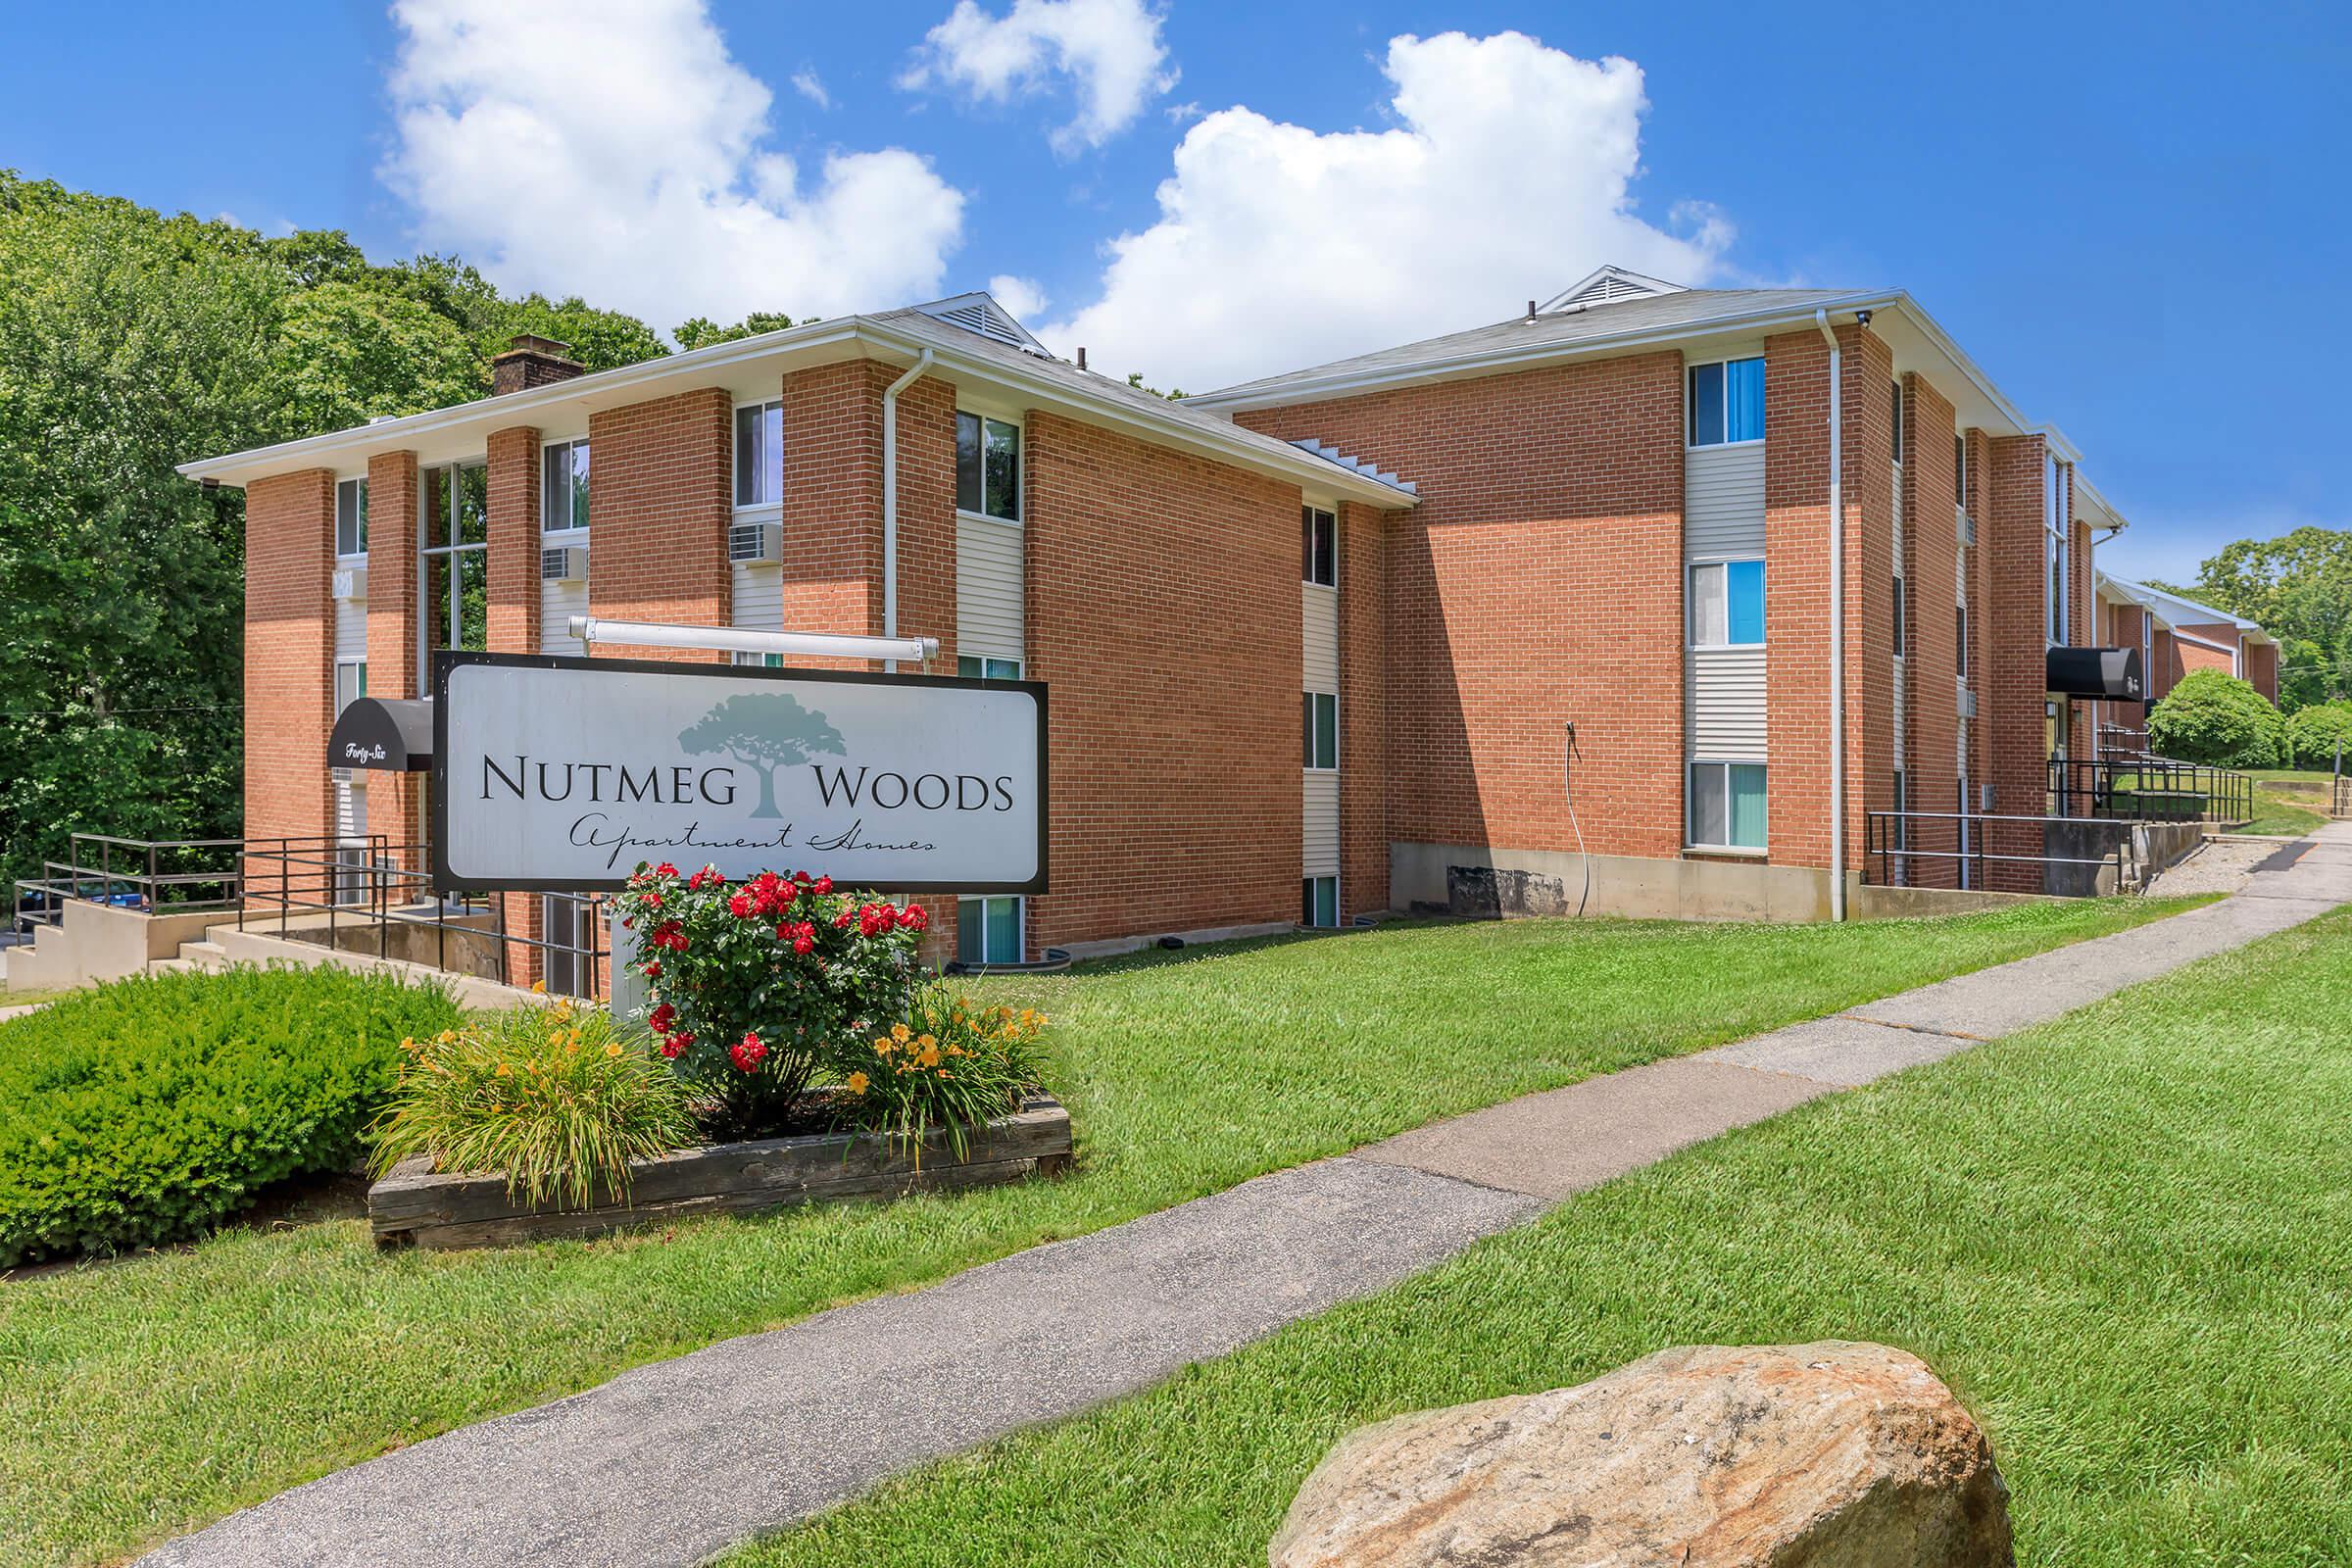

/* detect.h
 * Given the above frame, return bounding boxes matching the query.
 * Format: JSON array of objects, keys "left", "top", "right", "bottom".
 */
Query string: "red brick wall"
[
  {"left": 780, "top": 360, "right": 889, "bottom": 658},
  {"left": 245, "top": 469, "right": 335, "bottom": 861},
  {"left": 1237, "top": 352, "right": 1685, "bottom": 865},
  {"left": 1846, "top": 330, "right": 1899, "bottom": 877},
  {"left": 2176, "top": 636, "right": 2237, "bottom": 676},
  {"left": 1024, "top": 409, "right": 1303, "bottom": 950},
  {"left": 1337, "top": 499, "right": 1390, "bottom": 917},
  {"left": 1984, "top": 433, "right": 2051, "bottom": 889},
  {"left": 487, "top": 425, "right": 542, "bottom": 658},
  {"left": 1960, "top": 428, "right": 1989, "bottom": 811},
  {"left": 365, "top": 451, "right": 424, "bottom": 857},
  {"left": 1904, "top": 373, "right": 1962, "bottom": 886},
  {"left": 2248, "top": 639, "right": 2278, "bottom": 703},
  {"left": 587, "top": 388, "right": 731, "bottom": 659}
]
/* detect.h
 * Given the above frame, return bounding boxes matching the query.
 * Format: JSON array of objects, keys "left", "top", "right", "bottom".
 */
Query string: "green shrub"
[
  {"left": 2146, "top": 669, "right": 2284, "bottom": 768},
  {"left": 0, "top": 966, "right": 463, "bottom": 1265},
  {"left": 2284, "top": 701, "right": 2352, "bottom": 768},
  {"left": 367, "top": 998, "right": 699, "bottom": 1209}
]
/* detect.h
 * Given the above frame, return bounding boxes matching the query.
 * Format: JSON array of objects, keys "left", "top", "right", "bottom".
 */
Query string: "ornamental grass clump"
[
  {"left": 838, "top": 986, "right": 1048, "bottom": 1166},
  {"left": 367, "top": 996, "right": 699, "bottom": 1210},
  {"left": 620, "top": 861, "right": 927, "bottom": 1137}
]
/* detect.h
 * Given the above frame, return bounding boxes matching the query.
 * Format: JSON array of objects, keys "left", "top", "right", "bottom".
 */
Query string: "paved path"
[{"left": 141, "top": 827, "right": 2352, "bottom": 1568}]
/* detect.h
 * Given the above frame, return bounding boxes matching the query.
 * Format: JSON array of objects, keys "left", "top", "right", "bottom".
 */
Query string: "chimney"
[{"left": 491, "top": 334, "right": 584, "bottom": 396}]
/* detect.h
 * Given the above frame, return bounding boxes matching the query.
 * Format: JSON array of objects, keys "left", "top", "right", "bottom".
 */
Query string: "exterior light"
[{"left": 567, "top": 616, "right": 937, "bottom": 665}]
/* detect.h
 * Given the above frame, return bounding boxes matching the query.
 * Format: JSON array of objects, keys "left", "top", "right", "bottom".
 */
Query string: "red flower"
[
  {"left": 654, "top": 861, "right": 680, "bottom": 878},
  {"left": 792, "top": 935, "right": 814, "bottom": 956},
  {"left": 728, "top": 892, "right": 756, "bottom": 918},
  {"left": 649, "top": 1003, "right": 676, "bottom": 1032},
  {"left": 643, "top": 890, "right": 662, "bottom": 909},
  {"left": 730, "top": 1032, "right": 766, "bottom": 1072},
  {"left": 659, "top": 1035, "right": 684, "bottom": 1058},
  {"left": 644, "top": 960, "right": 662, "bottom": 979},
  {"left": 834, "top": 909, "right": 855, "bottom": 929},
  {"left": 812, "top": 875, "right": 834, "bottom": 896},
  {"left": 899, "top": 904, "right": 929, "bottom": 932}
]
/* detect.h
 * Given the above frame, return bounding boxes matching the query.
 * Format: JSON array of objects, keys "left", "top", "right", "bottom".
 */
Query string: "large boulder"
[{"left": 1269, "top": 1342, "right": 2012, "bottom": 1567}]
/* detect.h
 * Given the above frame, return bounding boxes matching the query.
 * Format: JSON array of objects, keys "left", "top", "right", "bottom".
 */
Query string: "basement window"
[
  {"left": 1689, "top": 760, "right": 1767, "bottom": 851},
  {"left": 1300, "top": 875, "right": 1339, "bottom": 929},
  {"left": 957, "top": 656, "right": 1023, "bottom": 681},
  {"left": 957, "top": 896, "right": 1022, "bottom": 964},
  {"left": 957, "top": 412, "right": 1021, "bottom": 522},
  {"left": 1688, "top": 357, "right": 1764, "bottom": 447}
]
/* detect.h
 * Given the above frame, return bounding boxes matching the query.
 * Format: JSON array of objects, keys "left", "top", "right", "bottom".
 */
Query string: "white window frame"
[
  {"left": 1686, "top": 758, "right": 1768, "bottom": 854},
  {"left": 1687, "top": 557, "right": 1766, "bottom": 649},
  {"left": 2044, "top": 456, "right": 2070, "bottom": 647},
  {"left": 1303, "top": 690, "right": 1339, "bottom": 772},
  {"left": 1685, "top": 355, "right": 1766, "bottom": 450},
  {"left": 957, "top": 895, "right": 1024, "bottom": 965},
  {"left": 733, "top": 399, "right": 785, "bottom": 515},
  {"left": 335, "top": 476, "right": 368, "bottom": 561},
  {"left": 957, "top": 655, "right": 1024, "bottom": 681},
  {"left": 1300, "top": 874, "right": 1340, "bottom": 929},
  {"left": 334, "top": 658, "right": 368, "bottom": 715},
  {"left": 540, "top": 436, "right": 590, "bottom": 539},
  {"left": 956, "top": 408, "right": 1024, "bottom": 525}
]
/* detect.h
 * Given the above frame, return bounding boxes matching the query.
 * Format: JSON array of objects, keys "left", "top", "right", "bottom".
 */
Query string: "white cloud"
[
  {"left": 791, "top": 68, "right": 831, "bottom": 110},
  {"left": 902, "top": 0, "right": 1175, "bottom": 153},
  {"left": 383, "top": 0, "right": 963, "bottom": 330},
  {"left": 1039, "top": 30, "right": 1732, "bottom": 391},
  {"left": 986, "top": 273, "right": 1050, "bottom": 318}
]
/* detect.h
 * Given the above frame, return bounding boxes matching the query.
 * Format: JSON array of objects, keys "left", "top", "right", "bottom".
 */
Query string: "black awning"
[
  {"left": 2047, "top": 646, "right": 2144, "bottom": 702},
  {"left": 329, "top": 697, "right": 433, "bottom": 771}
]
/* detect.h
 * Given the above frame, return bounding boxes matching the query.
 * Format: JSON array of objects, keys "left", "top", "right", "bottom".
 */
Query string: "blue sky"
[{"left": 8, "top": 0, "right": 2347, "bottom": 582}]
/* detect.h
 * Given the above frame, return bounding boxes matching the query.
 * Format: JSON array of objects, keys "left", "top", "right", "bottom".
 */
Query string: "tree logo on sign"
[{"left": 679, "top": 693, "right": 847, "bottom": 818}]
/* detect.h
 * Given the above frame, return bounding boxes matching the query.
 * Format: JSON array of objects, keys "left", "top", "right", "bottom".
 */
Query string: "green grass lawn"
[
  {"left": 730, "top": 906, "right": 2352, "bottom": 1568},
  {"left": 0, "top": 899, "right": 2198, "bottom": 1567}
]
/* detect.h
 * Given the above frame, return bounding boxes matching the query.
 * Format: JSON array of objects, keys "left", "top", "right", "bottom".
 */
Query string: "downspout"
[
  {"left": 1815, "top": 310, "right": 1846, "bottom": 921},
  {"left": 880, "top": 348, "right": 936, "bottom": 673}
]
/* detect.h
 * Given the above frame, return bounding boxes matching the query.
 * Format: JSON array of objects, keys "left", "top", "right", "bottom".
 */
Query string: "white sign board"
[{"left": 432, "top": 653, "right": 1047, "bottom": 894}]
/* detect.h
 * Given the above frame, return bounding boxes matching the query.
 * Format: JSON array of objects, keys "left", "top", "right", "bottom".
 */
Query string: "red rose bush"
[{"left": 621, "top": 860, "right": 926, "bottom": 1135}]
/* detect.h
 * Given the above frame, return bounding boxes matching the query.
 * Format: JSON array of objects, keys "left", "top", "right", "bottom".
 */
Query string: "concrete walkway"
[{"left": 140, "top": 827, "right": 2352, "bottom": 1568}]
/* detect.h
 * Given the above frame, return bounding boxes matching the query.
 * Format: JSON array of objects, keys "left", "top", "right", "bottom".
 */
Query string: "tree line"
[{"left": 2150, "top": 525, "right": 2352, "bottom": 712}]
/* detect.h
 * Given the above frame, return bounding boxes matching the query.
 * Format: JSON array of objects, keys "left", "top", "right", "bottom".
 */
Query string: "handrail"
[
  {"left": 1862, "top": 808, "right": 2137, "bottom": 894},
  {"left": 2049, "top": 757, "right": 2253, "bottom": 826}
]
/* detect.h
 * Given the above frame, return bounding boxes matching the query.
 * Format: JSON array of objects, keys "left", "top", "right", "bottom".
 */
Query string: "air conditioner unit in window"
[
  {"left": 541, "top": 546, "right": 588, "bottom": 582},
  {"left": 1957, "top": 510, "right": 1976, "bottom": 548},
  {"left": 331, "top": 566, "right": 368, "bottom": 601},
  {"left": 729, "top": 521, "right": 782, "bottom": 564},
  {"left": 1958, "top": 686, "right": 1978, "bottom": 718}
]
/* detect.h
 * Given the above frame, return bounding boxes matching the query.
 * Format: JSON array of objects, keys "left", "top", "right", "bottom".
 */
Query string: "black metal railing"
[
  {"left": 235, "top": 841, "right": 609, "bottom": 1000},
  {"left": 11, "top": 832, "right": 320, "bottom": 940},
  {"left": 1863, "top": 808, "right": 2137, "bottom": 894},
  {"left": 2336, "top": 772, "right": 2350, "bottom": 819},
  {"left": 2049, "top": 757, "right": 2254, "bottom": 826},
  {"left": 2096, "top": 722, "right": 2152, "bottom": 760}
]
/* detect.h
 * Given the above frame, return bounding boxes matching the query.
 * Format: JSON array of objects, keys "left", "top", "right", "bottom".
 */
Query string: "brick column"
[
  {"left": 1338, "top": 500, "right": 1392, "bottom": 917},
  {"left": 366, "top": 451, "right": 424, "bottom": 864},
  {"left": 1905, "top": 375, "right": 1961, "bottom": 886},
  {"left": 779, "top": 361, "right": 889, "bottom": 662},
  {"left": 487, "top": 425, "right": 544, "bottom": 984},
  {"left": 2248, "top": 640, "right": 2278, "bottom": 705},
  {"left": 1984, "top": 433, "right": 2050, "bottom": 891},
  {"left": 245, "top": 470, "right": 337, "bottom": 886},
  {"left": 586, "top": 388, "right": 731, "bottom": 660}
]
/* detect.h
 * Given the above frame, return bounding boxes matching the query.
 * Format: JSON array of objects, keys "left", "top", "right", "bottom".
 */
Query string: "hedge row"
[{"left": 0, "top": 966, "right": 464, "bottom": 1266}]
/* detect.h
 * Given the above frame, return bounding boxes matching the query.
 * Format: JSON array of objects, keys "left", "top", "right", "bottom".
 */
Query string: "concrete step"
[{"left": 175, "top": 939, "right": 230, "bottom": 970}]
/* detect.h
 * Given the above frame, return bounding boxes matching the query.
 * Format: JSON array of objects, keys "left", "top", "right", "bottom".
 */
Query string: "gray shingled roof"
[
  {"left": 1192, "top": 287, "right": 1875, "bottom": 405},
  {"left": 867, "top": 306, "right": 1416, "bottom": 495}
]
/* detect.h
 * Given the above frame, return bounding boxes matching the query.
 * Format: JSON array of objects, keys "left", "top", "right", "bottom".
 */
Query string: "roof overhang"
[{"left": 176, "top": 316, "right": 1414, "bottom": 511}]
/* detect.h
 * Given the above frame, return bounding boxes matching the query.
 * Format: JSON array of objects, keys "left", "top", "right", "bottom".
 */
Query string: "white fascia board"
[
  {"left": 177, "top": 318, "right": 869, "bottom": 487},
  {"left": 1187, "top": 291, "right": 1903, "bottom": 411},
  {"left": 855, "top": 319, "right": 1417, "bottom": 509}
]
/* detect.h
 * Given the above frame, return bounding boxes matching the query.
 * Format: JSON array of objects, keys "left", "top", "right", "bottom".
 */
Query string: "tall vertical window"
[
  {"left": 420, "top": 463, "right": 489, "bottom": 662},
  {"left": 335, "top": 477, "right": 368, "bottom": 558},
  {"left": 1955, "top": 606, "right": 1969, "bottom": 679},
  {"left": 334, "top": 659, "right": 368, "bottom": 714},
  {"left": 2044, "top": 456, "right": 2069, "bottom": 645},
  {"left": 1889, "top": 380, "right": 1905, "bottom": 464},
  {"left": 540, "top": 439, "right": 590, "bottom": 532},
  {"left": 1302, "top": 692, "right": 1338, "bottom": 770},
  {"left": 956, "top": 412, "right": 1021, "bottom": 521},
  {"left": 1688, "top": 357, "right": 1765, "bottom": 446},
  {"left": 1301, "top": 507, "right": 1336, "bottom": 586},
  {"left": 1300, "top": 876, "right": 1339, "bottom": 929},
  {"left": 1689, "top": 761, "right": 1767, "bottom": 850},
  {"left": 1689, "top": 560, "right": 1765, "bottom": 647},
  {"left": 734, "top": 401, "right": 784, "bottom": 508},
  {"left": 1892, "top": 569, "right": 1909, "bottom": 657},
  {"left": 1952, "top": 433, "right": 1967, "bottom": 505},
  {"left": 957, "top": 896, "right": 1022, "bottom": 964}
]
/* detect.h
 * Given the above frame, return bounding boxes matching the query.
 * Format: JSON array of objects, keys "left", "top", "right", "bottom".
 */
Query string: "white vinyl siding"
[
  {"left": 1301, "top": 507, "right": 1342, "bottom": 891},
  {"left": 1685, "top": 437, "right": 1766, "bottom": 782},
  {"left": 543, "top": 576, "right": 587, "bottom": 657},
  {"left": 1302, "top": 771, "right": 1340, "bottom": 877},
  {"left": 1301, "top": 580, "right": 1339, "bottom": 693},
  {"left": 334, "top": 595, "right": 367, "bottom": 664},
  {"left": 956, "top": 513, "right": 1024, "bottom": 663},
  {"left": 730, "top": 560, "right": 782, "bottom": 637}
]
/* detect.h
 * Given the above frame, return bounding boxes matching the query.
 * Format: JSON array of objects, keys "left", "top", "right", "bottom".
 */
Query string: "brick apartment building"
[
  {"left": 2096, "top": 571, "right": 2278, "bottom": 718},
  {"left": 184, "top": 267, "right": 2161, "bottom": 979}
]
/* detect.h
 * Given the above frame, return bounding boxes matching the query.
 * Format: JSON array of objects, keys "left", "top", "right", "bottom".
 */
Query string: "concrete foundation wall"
[{"left": 4, "top": 903, "right": 225, "bottom": 992}]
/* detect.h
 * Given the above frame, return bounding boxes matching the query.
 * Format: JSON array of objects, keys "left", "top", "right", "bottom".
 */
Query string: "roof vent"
[
  {"left": 912, "top": 292, "right": 1049, "bottom": 356},
  {"left": 1536, "top": 266, "right": 1689, "bottom": 315}
]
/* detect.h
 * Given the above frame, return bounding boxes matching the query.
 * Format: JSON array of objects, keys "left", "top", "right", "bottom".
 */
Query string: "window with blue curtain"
[
  {"left": 1726, "top": 560, "right": 1765, "bottom": 644},
  {"left": 1729, "top": 764, "right": 1767, "bottom": 848},
  {"left": 1690, "top": 760, "right": 1769, "bottom": 850},
  {"left": 1689, "top": 357, "right": 1766, "bottom": 446}
]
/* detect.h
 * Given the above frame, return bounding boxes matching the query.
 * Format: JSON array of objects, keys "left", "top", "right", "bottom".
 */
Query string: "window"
[
  {"left": 541, "top": 439, "right": 590, "bottom": 532},
  {"left": 1955, "top": 606, "right": 1969, "bottom": 679},
  {"left": 731, "top": 652, "right": 784, "bottom": 668},
  {"left": 734, "top": 401, "right": 784, "bottom": 508},
  {"left": 1689, "top": 560, "right": 1765, "bottom": 647},
  {"left": 956, "top": 412, "right": 1021, "bottom": 521},
  {"left": 957, "top": 896, "right": 1022, "bottom": 964},
  {"left": 1688, "top": 357, "right": 1764, "bottom": 446},
  {"left": 1953, "top": 433, "right": 1967, "bottom": 506},
  {"left": 957, "top": 655, "right": 1023, "bottom": 681},
  {"left": 1302, "top": 692, "right": 1338, "bottom": 770},
  {"left": 420, "top": 463, "right": 488, "bottom": 662},
  {"left": 1689, "top": 761, "right": 1767, "bottom": 851},
  {"left": 335, "top": 477, "right": 368, "bottom": 558},
  {"left": 1892, "top": 570, "right": 1909, "bottom": 657},
  {"left": 2044, "top": 457, "right": 2070, "bottom": 645},
  {"left": 1301, "top": 507, "right": 1336, "bottom": 586},
  {"left": 1889, "top": 380, "right": 1905, "bottom": 464},
  {"left": 334, "top": 659, "right": 367, "bottom": 715},
  {"left": 1300, "top": 876, "right": 1339, "bottom": 929}
]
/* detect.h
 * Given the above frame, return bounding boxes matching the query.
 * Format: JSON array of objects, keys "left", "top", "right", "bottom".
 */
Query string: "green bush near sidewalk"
[{"left": 0, "top": 966, "right": 463, "bottom": 1266}]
